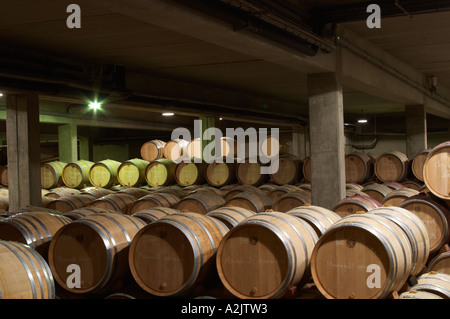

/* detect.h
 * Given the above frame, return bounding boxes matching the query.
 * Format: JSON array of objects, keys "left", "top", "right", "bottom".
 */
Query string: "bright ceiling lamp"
[
  {"left": 162, "top": 112, "right": 174, "bottom": 116},
  {"left": 88, "top": 101, "right": 102, "bottom": 110},
  {"left": 358, "top": 119, "right": 368, "bottom": 123}
]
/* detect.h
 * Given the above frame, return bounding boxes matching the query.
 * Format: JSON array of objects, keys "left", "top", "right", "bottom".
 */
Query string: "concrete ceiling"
[{"left": 0, "top": 0, "right": 449, "bottom": 139}]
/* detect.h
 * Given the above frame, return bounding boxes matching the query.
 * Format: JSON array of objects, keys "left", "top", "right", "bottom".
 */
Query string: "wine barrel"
[
  {"left": 235, "top": 161, "right": 269, "bottom": 187},
  {"left": 399, "top": 290, "right": 443, "bottom": 299},
  {"left": 311, "top": 213, "right": 412, "bottom": 299},
  {"left": 270, "top": 154, "right": 303, "bottom": 185},
  {"left": 175, "top": 162, "right": 207, "bottom": 187},
  {"left": 409, "top": 272, "right": 450, "bottom": 299},
  {"left": 186, "top": 138, "right": 202, "bottom": 160},
  {"left": 80, "top": 187, "right": 115, "bottom": 199},
  {"left": 412, "top": 149, "right": 431, "bottom": 182},
  {"left": 271, "top": 191, "right": 312, "bottom": 212},
  {"left": 140, "top": 139, "right": 166, "bottom": 162},
  {"left": 0, "top": 211, "right": 71, "bottom": 259},
  {"left": 302, "top": 156, "right": 311, "bottom": 183},
  {"left": 423, "top": 141, "right": 450, "bottom": 200},
  {"left": 268, "top": 184, "right": 303, "bottom": 201},
  {"left": 117, "top": 159, "right": 149, "bottom": 187},
  {"left": 382, "top": 181, "right": 405, "bottom": 190},
  {"left": 216, "top": 212, "right": 318, "bottom": 299},
  {"left": 44, "top": 187, "right": 81, "bottom": 199},
  {"left": 223, "top": 185, "right": 265, "bottom": 201},
  {"left": 0, "top": 165, "right": 8, "bottom": 186},
  {"left": 361, "top": 183, "right": 393, "bottom": 203},
  {"left": 129, "top": 212, "right": 228, "bottom": 297},
  {"left": 175, "top": 192, "right": 225, "bottom": 214},
  {"left": 374, "top": 150, "right": 409, "bottom": 182},
  {"left": 131, "top": 207, "right": 179, "bottom": 224},
  {"left": 89, "top": 159, "right": 121, "bottom": 188},
  {"left": 224, "top": 191, "right": 273, "bottom": 213},
  {"left": 368, "top": 206, "right": 430, "bottom": 276},
  {"left": 381, "top": 188, "right": 419, "bottom": 206},
  {"left": 205, "top": 161, "right": 237, "bottom": 188},
  {"left": 145, "top": 159, "right": 176, "bottom": 187},
  {"left": 62, "top": 207, "right": 116, "bottom": 221},
  {"left": 207, "top": 206, "right": 255, "bottom": 229},
  {"left": 116, "top": 187, "right": 151, "bottom": 199},
  {"left": 62, "top": 160, "right": 94, "bottom": 189},
  {"left": 41, "top": 161, "right": 67, "bottom": 189},
  {"left": 46, "top": 194, "right": 95, "bottom": 213},
  {"left": 0, "top": 194, "right": 8, "bottom": 211},
  {"left": 400, "top": 193, "right": 450, "bottom": 253},
  {"left": 0, "top": 240, "right": 55, "bottom": 299},
  {"left": 286, "top": 205, "right": 341, "bottom": 238},
  {"left": 258, "top": 183, "right": 278, "bottom": 194},
  {"left": 156, "top": 186, "right": 189, "bottom": 199},
  {"left": 163, "top": 138, "right": 189, "bottom": 162},
  {"left": 402, "top": 180, "right": 423, "bottom": 191},
  {"left": 332, "top": 195, "right": 381, "bottom": 218},
  {"left": 89, "top": 193, "right": 138, "bottom": 214},
  {"left": 346, "top": 182, "right": 364, "bottom": 191},
  {"left": 427, "top": 251, "right": 450, "bottom": 275},
  {"left": 49, "top": 213, "right": 146, "bottom": 294},
  {"left": 128, "top": 193, "right": 181, "bottom": 214},
  {"left": 345, "top": 152, "right": 374, "bottom": 184},
  {"left": 260, "top": 135, "right": 288, "bottom": 157}
]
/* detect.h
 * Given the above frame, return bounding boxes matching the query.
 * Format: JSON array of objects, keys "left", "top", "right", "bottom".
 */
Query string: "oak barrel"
[
  {"left": 368, "top": 206, "right": 430, "bottom": 276},
  {"left": 117, "top": 158, "right": 149, "bottom": 187},
  {"left": 361, "top": 183, "right": 393, "bottom": 203},
  {"left": 216, "top": 212, "right": 318, "bottom": 299},
  {"left": 89, "top": 159, "right": 121, "bottom": 188},
  {"left": 0, "top": 211, "right": 71, "bottom": 259},
  {"left": 224, "top": 191, "right": 273, "bottom": 213},
  {"left": 62, "top": 207, "right": 116, "bottom": 221},
  {"left": 62, "top": 160, "right": 95, "bottom": 189},
  {"left": 411, "top": 149, "right": 431, "bottom": 182},
  {"left": 409, "top": 272, "right": 450, "bottom": 299},
  {"left": 41, "top": 161, "right": 67, "bottom": 189},
  {"left": 0, "top": 240, "right": 55, "bottom": 299},
  {"left": 381, "top": 188, "right": 419, "bottom": 206},
  {"left": 205, "top": 161, "right": 237, "bottom": 188},
  {"left": 332, "top": 195, "right": 381, "bottom": 218},
  {"left": 311, "top": 213, "right": 412, "bottom": 299},
  {"left": 46, "top": 194, "right": 95, "bottom": 213},
  {"left": 302, "top": 156, "right": 311, "bottom": 183},
  {"left": 164, "top": 138, "right": 189, "bottom": 162},
  {"left": 400, "top": 193, "right": 450, "bottom": 253},
  {"left": 49, "top": 213, "right": 146, "bottom": 294},
  {"left": 235, "top": 161, "right": 269, "bottom": 186},
  {"left": 268, "top": 184, "right": 303, "bottom": 201},
  {"left": 128, "top": 193, "right": 181, "bottom": 214},
  {"left": 427, "top": 251, "right": 450, "bottom": 275},
  {"left": 145, "top": 159, "right": 176, "bottom": 187},
  {"left": 0, "top": 165, "right": 7, "bottom": 186},
  {"left": 207, "top": 206, "right": 255, "bottom": 229},
  {"left": 271, "top": 191, "right": 312, "bottom": 212},
  {"left": 345, "top": 152, "right": 374, "bottom": 184},
  {"left": 131, "top": 207, "right": 179, "bottom": 224},
  {"left": 287, "top": 205, "right": 341, "bottom": 238},
  {"left": 80, "top": 187, "right": 115, "bottom": 199},
  {"left": 423, "top": 141, "right": 450, "bottom": 200},
  {"left": 129, "top": 212, "right": 228, "bottom": 297},
  {"left": 374, "top": 150, "right": 409, "bottom": 182},
  {"left": 399, "top": 290, "right": 443, "bottom": 299},
  {"left": 175, "top": 162, "right": 207, "bottom": 187},
  {"left": 270, "top": 154, "right": 303, "bottom": 185},
  {"left": 44, "top": 187, "right": 81, "bottom": 198},
  {"left": 175, "top": 191, "right": 225, "bottom": 214},
  {"left": 89, "top": 193, "right": 138, "bottom": 214},
  {"left": 140, "top": 139, "right": 166, "bottom": 162}
]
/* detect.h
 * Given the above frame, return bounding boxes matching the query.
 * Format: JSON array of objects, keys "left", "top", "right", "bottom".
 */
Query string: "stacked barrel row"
[{"left": 1, "top": 141, "right": 450, "bottom": 299}]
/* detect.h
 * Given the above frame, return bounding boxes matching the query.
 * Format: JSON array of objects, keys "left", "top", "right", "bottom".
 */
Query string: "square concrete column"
[
  {"left": 291, "top": 126, "right": 307, "bottom": 160},
  {"left": 6, "top": 93, "right": 42, "bottom": 210},
  {"left": 79, "top": 136, "right": 91, "bottom": 161},
  {"left": 308, "top": 73, "right": 346, "bottom": 209},
  {"left": 58, "top": 122, "right": 78, "bottom": 163},
  {"left": 199, "top": 116, "right": 216, "bottom": 162},
  {"left": 405, "top": 105, "right": 427, "bottom": 159}
]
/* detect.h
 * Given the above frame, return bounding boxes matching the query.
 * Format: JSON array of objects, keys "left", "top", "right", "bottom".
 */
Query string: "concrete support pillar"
[
  {"left": 6, "top": 93, "right": 41, "bottom": 210},
  {"left": 405, "top": 105, "right": 427, "bottom": 159},
  {"left": 291, "top": 126, "right": 307, "bottom": 160},
  {"left": 79, "top": 136, "right": 90, "bottom": 161},
  {"left": 58, "top": 122, "right": 77, "bottom": 163},
  {"left": 308, "top": 72, "right": 346, "bottom": 209}
]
